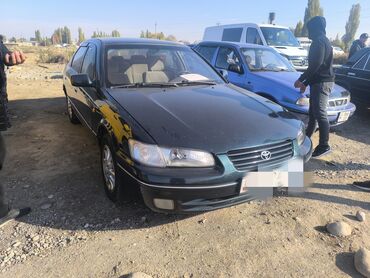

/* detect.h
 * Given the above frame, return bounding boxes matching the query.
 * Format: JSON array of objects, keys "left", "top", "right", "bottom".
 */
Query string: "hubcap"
[
  {"left": 67, "top": 98, "right": 73, "bottom": 118},
  {"left": 102, "top": 145, "right": 116, "bottom": 192}
]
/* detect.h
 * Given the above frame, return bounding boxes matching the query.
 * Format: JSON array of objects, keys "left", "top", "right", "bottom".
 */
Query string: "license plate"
[
  {"left": 338, "top": 111, "right": 350, "bottom": 123},
  {"left": 240, "top": 159, "right": 303, "bottom": 194}
]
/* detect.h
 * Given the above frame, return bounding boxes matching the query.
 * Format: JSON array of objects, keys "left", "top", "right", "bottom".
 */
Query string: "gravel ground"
[{"left": 0, "top": 56, "right": 369, "bottom": 277}]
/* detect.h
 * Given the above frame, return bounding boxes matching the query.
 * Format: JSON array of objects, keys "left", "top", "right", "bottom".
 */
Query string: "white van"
[{"left": 203, "top": 23, "right": 308, "bottom": 70}]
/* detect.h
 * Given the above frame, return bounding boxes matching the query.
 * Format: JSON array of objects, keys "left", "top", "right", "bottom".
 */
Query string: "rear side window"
[
  {"left": 246, "top": 28, "right": 263, "bottom": 45},
  {"left": 71, "top": 47, "right": 87, "bottom": 72},
  {"left": 222, "top": 28, "right": 243, "bottom": 42},
  {"left": 81, "top": 45, "right": 97, "bottom": 81},
  {"left": 216, "top": 47, "right": 241, "bottom": 69},
  {"left": 353, "top": 53, "right": 369, "bottom": 70},
  {"left": 196, "top": 46, "right": 218, "bottom": 63}
]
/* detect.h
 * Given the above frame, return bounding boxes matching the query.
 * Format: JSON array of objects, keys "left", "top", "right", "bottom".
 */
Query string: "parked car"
[
  {"left": 296, "top": 37, "right": 311, "bottom": 51},
  {"left": 63, "top": 38, "right": 312, "bottom": 213},
  {"left": 332, "top": 46, "right": 345, "bottom": 57},
  {"left": 193, "top": 41, "right": 356, "bottom": 126},
  {"left": 335, "top": 47, "right": 370, "bottom": 106},
  {"left": 203, "top": 23, "right": 308, "bottom": 71}
]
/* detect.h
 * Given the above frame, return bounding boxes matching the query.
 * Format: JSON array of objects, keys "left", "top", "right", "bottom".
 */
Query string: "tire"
[
  {"left": 100, "top": 134, "right": 138, "bottom": 203},
  {"left": 66, "top": 96, "right": 80, "bottom": 124}
]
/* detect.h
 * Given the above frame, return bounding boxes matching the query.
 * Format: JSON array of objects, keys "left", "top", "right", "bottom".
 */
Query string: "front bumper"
[
  {"left": 117, "top": 138, "right": 312, "bottom": 213},
  {"left": 289, "top": 102, "right": 356, "bottom": 127}
]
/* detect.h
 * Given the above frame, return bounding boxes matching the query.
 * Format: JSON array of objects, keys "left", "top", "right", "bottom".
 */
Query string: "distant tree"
[
  {"left": 140, "top": 31, "right": 145, "bottom": 38},
  {"left": 166, "top": 35, "right": 177, "bottom": 41},
  {"left": 78, "top": 27, "right": 85, "bottom": 44},
  {"left": 92, "top": 31, "right": 109, "bottom": 38},
  {"left": 332, "top": 34, "right": 344, "bottom": 49},
  {"left": 0, "top": 34, "right": 6, "bottom": 42},
  {"left": 63, "top": 26, "right": 72, "bottom": 44},
  {"left": 294, "top": 21, "right": 304, "bottom": 37},
  {"left": 9, "top": 37, "right": 17, "bottom": 43},
  {"left": 35, "top": 30, "right": 42, "bottom": 42},
  {"left": 302, "top": 0, "right": 324, "bottom": 37},
  {"left": 111, "top": 30, "right": 121, "bottom": 37},
  {"left": 342, "top": 4, "right": 361, "bottom": 51}
]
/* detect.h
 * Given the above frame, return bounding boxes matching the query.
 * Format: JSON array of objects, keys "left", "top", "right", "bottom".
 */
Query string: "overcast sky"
[{"left": 1, "top": 0, "right": 369, "bottom": 42}]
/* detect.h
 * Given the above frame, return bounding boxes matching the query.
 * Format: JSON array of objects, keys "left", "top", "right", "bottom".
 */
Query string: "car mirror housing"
[
  {"left": 219, "top": 69, "right": 229, "bottom": 81},
  {"left": 71, "top": 74, "right": 94, "bottom": 87},
  {"left": 228, "top": 64, "right": 244, "bottom": 74}
]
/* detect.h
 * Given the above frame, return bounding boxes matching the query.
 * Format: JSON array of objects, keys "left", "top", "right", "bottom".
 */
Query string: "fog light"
[{"left": 153, "top": 198, "right": 175, "bottom": 210}]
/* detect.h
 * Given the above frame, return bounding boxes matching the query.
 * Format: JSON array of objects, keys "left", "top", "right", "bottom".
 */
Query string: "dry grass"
[
  {"left": 333, "top": 54, "right": 348, "bottom": 65},
  {"left": 37, "top": 47, "right": 77, "bottom": 64}
]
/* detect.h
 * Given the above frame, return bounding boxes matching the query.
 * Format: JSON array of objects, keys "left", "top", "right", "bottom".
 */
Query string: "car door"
[
  {"left": 66, "top": 46, "right": 87, "bottom": 118},
  {"left": 346, "top": 52, "right": 369, "bottom": 102},
  {"left": 214, "top": 46, "right": 246, "bottom": 88},
  {"left": 79, "top": 44, "right": 100, "bottom": 129}
]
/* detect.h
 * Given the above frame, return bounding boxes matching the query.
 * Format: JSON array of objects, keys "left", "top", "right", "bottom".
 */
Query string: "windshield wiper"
[
  {"left": 110, "top": 82, "right": 179, "bottom": 89},
  {"left": 174, "top": 80, "right": 217, "bottom": 86}
]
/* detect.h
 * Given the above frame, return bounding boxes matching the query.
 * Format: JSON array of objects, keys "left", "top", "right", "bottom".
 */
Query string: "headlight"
[
  {"left": 297, "top": 124, "right": 305, "bottom": 146},
  {"left": 129, "top": 139, "right": 215, "bottom": 168},
  {"left": 296, "top": 97, "right": 310, "bottom": 106}
]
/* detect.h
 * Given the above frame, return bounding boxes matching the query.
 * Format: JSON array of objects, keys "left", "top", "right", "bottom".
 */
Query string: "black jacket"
[
  {"left": 348, "top": 39, "right": 365, "bottom": 59},
  {"left": 0, "top": 42, "right": 10, "bottom": 131},
  {"left": 298, "top": 16, "right": 334, "bottom": 86}
]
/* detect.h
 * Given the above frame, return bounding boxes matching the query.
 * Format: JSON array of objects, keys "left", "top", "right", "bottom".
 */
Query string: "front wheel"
[{"left": 100, "top": 134, "right": 137, "bottom": 203}]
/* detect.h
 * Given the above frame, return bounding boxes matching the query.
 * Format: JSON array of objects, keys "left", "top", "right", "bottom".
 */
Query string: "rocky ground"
[{"left": 0, "top": 54, "right": 369, "bottom": 277}]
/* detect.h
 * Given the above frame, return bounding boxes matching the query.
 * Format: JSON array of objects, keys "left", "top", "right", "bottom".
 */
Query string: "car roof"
[
  {"left": 81, "top": 38, "right": 184, "bottom": 47},
  {"left": 197, "top": 41, "right": 271, "bottom": 50}
]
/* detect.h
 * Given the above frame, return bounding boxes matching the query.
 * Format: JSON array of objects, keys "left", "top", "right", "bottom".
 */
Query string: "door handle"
[{"left": 347, "top": 72, "right": 356, "bottom": 76}]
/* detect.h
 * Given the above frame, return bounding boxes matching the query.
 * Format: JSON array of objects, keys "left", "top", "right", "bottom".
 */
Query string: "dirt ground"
[{"left": 0, "top": 54, "right": 369, "bottom": 278}]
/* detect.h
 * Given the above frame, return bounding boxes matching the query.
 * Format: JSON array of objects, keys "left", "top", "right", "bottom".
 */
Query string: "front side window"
[
  {"left": 222, "top": 28, "right": 243, "bottom": 42},
  {"left": 196, "top": 45, "right": 217, "bottom": 63},
  {"left": 81, "top": 45, "right": 96, "bottom": 81},
  {"left": 246, "top": 28, "right": 263, "bottom": 45},
  {"left": 260, "top": 27, "right": 300, "bottom": 47},
  {"left": 71, "top": 46, "right": 87, "bottom": 72},
  {"left": 241, "top": 48, "right": 295, "bottom": 72},
  {"left": 215, "top": 47, "right": 240, "bottom": 70},
  {"left": 105, "top": 45, "right": 224, "bottom": 87}
]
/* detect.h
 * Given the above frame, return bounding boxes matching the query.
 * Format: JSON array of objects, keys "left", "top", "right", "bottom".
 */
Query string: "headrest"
[
  {"left": 130, "top": 55, "right": 147, "bottom": 64},
  {"left": 150, "top": 59, "right": 165, "bottom": 71},
  {"left": 108, "top": 56, "right": 129, "bottom": 72}
]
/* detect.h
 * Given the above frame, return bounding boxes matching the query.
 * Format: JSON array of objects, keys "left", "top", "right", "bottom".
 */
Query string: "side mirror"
[
  {"left": 71, "top": 74, "right": 94, "bottom": 87},
  {"left": 219, "top": 69, "right": 229, "bottom": 81},
  {"left": 228, "top": 64, "right": 244, "bottom": 74}
]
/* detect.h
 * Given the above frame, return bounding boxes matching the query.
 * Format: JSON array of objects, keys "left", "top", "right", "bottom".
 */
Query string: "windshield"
[
  {"left": 105, "top": 45, "right": 224, "bottom": 87},
  {"left": 260, "top": 27, "right": 300, "bottom": 47},
  {"left": 241, "top": 47, "right": 296, "bottom": 72}
]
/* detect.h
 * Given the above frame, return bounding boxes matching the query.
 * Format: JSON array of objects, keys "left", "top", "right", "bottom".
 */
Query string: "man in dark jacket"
[
  {"left": 294, "top": 16, "right": 334, "bottom": 158},
  {"left": 0, "top": 41, "right": 30, "bottom": 227},
  {"left": 348, "top": 33, "right": 368, "bottom": 59}
]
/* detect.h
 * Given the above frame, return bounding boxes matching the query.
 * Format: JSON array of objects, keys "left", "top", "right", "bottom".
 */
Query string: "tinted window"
[
  {"left": 81, "top": 45, "right": 96, "bottom": 81},
  {"left": 246, "top": 28, "right": 263, "bottom": 45},
  {"left": 71, "top": 47, "right": 87, "bottom": 72},
  {"left": 215, "top": 47, "right": 240, "bottom": 69},
  {"left": 353, "top": 53, "right": 369, "bottom": 70},
  {"left": 196, "top": 45, "right": 217, "bottom": 63},
  {"left": 365, "top": 56, "right": 370, "bottom": 71},
  {"left": 222, "top": 28, "right": 243, "bottom": 42}
]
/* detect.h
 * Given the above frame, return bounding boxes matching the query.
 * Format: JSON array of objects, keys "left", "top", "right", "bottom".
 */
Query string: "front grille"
[
  {"left": 289, "top": 57, "right": 308, "bottom": 67},
  {"left": 227, "top": 140, "right": 294, "bottom": 171},
  {"left": 328, "top": 98, "right": 348, "bottom": 107}
]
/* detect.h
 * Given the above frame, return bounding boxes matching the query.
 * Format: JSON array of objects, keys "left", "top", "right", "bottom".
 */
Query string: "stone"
[
  {"left": 126, "top": 272, "right": 152, "bottom": 278},
  {"left": 32, "top": 235, "right": 40, "bottom": 242},
  {"left": 326, "top": 221, "right": 352, "bottom": 237},
  {"left": 40, "top": 203, "right": 52, "bottom": 210},
  {"left": 354, "top": 248, "right": 370, "bottom": 278},
  {"left": 356, "top": 211, "right": 366, "bottom": 222}
]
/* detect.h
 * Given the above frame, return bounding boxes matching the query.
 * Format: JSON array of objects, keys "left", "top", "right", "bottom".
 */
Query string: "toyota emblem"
[{"left": 261, "top": 150, "right": 272, "bottom": 160}]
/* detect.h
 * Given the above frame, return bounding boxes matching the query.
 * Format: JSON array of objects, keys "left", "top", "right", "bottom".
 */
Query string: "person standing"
[
  {"left": 0, "top": 40, "right": 31, "bottom": 227},
  {"left": 348, "top": 33, "right": 369, "bottom": 59},
  {"left": 294, "top": 16, "right": 334, "bottom": 158}
]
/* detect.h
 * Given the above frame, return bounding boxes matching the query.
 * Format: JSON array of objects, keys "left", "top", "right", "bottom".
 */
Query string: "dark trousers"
[
  {"left": 306, "top": 82, "right": 333, "bottom": 147},
  {"left": 0, "top": 133, "right": 8, "bottom": 217}
]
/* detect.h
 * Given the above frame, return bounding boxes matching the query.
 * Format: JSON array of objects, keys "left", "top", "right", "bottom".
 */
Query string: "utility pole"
[{"left": 155, "top": 22, "right": 157, "bottom": 38}]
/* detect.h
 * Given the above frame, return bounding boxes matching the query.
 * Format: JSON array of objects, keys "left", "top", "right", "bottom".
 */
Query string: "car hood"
[
  {"left": 253, "top": 72, "right": 349, "bottom": 99},
  {"left": 272, "top": 46, "right": 308, "bottom": 57},
  {"left": 107, "top": 84, "right": 301, "bottom": 154}
]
